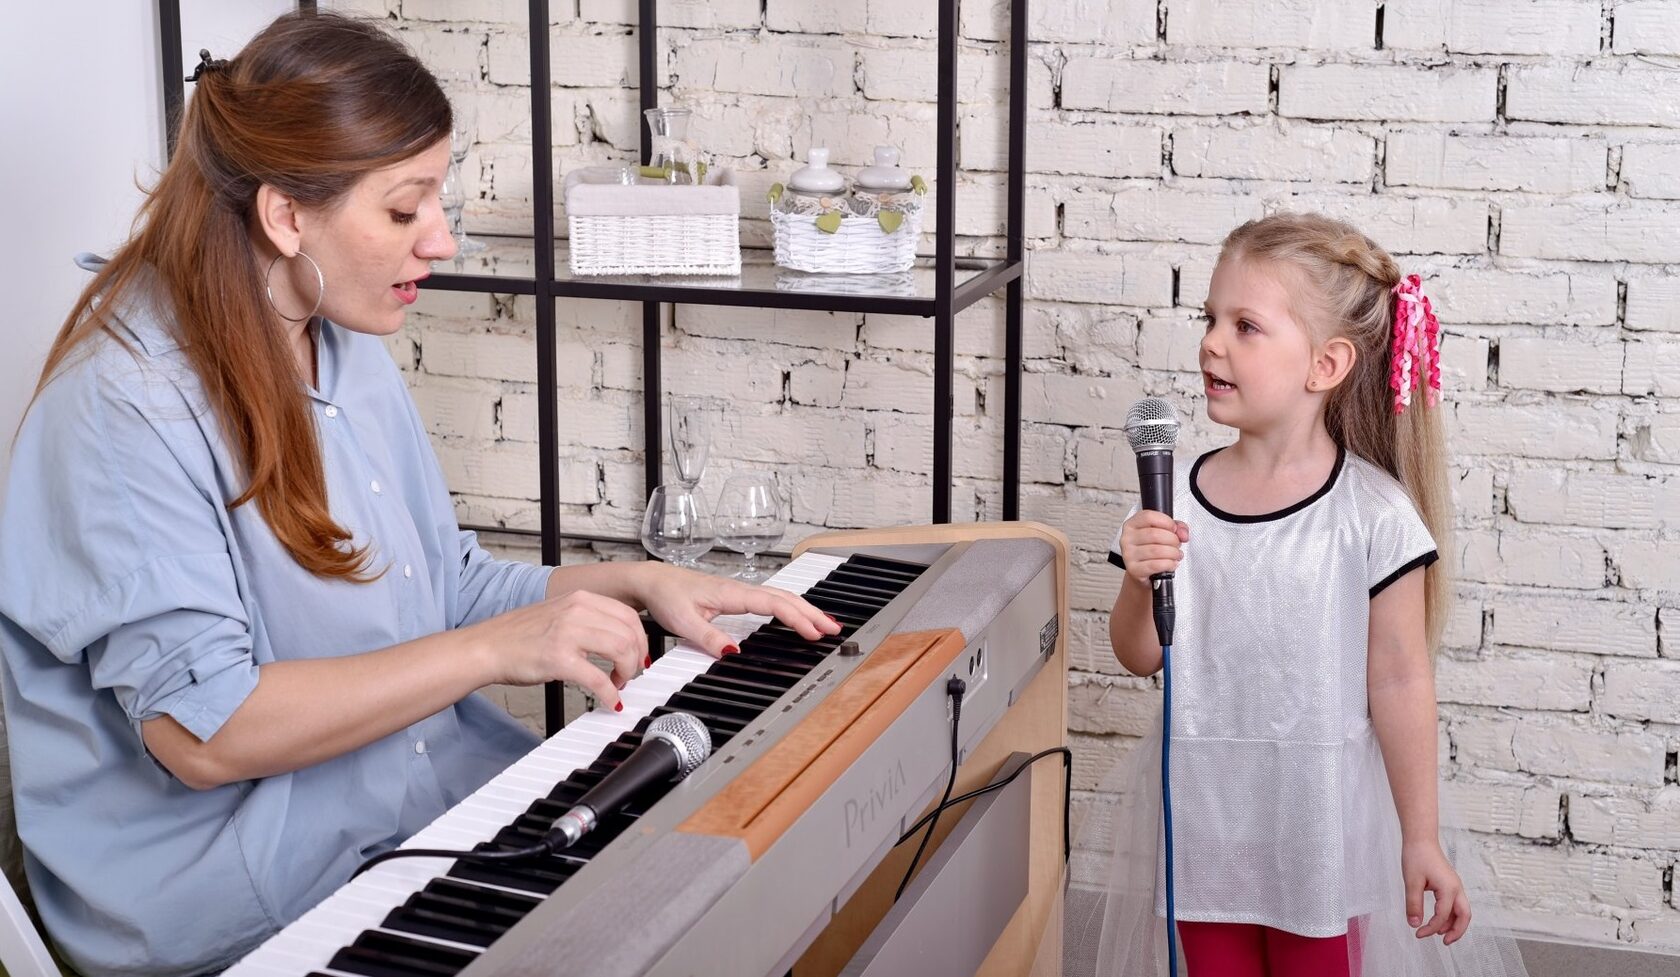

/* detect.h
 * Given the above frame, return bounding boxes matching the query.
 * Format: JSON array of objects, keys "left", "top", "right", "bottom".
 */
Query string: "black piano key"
[
  {"left": 826, "top": 568, "right": 913, "bottom": 595},
  {"left": 710, "top": 658, "right": 806, "bottom": 683},
  {"left": 685, "top": 675, "right": 781, "bottom": 707},
  {"left": 696, "top": 667, "right": 796, "bottom": 698},
  {"left": 752, "top": 625, "right": 845, "bottom": 649},
  {"left": 328, "top": 931, "right": 477, "bottom": 977},
  {"left": 381, "top": 904, "right": 505, "bottom": 948},
  {"left": 423, "top": 878, "right": 540, "bottom": 916},
  {"left": 844, "top": 553, "right": 929, "bottom": 576},
  {"left": 804, "top": 579, "right": 894, "bottom": 604},
  {"left": 797, "top": 594, "right": 880, "bottom": 620},
  {"left": 650, "top": 704, "right": 744, "bottom": 742},
  {"left": 666, "top": 690, "right": 762, "bottom": 724},
  {"left": 734, "top": 643, "right": 827, "bottom": 669}
]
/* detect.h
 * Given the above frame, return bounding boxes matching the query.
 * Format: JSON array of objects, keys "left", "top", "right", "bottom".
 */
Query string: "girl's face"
[
  {"left": 289, "top": 138, "right": 458, "bottom": 336},
  {"left": 1199, "top": 256, "right": 1321, "bottom": 435}
]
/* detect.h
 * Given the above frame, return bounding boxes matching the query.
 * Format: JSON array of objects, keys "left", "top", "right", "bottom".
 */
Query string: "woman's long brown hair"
[{"left": 30, "top": 13, "right": 450, "bottom": 579}]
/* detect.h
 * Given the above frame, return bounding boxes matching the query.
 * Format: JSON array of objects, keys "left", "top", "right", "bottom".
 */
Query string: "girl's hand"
[
  {"left": 634, "top": 563, "right": 841, "bottom": 658},
  {"left": 1403, "top": 839, "right": 1471, "bottom": 945},
  {"left": 1118, "top": 510, "right": 1189, "bottom": 587}
]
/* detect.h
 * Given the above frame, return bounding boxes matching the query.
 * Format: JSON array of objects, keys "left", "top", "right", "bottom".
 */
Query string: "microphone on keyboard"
[{"left": 544, "top": 712, "right": 713, "bottom": 850}]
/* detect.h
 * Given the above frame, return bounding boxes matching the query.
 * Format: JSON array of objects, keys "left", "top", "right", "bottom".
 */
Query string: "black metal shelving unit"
[{"left": 158, "top": 0, "right": 1029, "bottom": 735}]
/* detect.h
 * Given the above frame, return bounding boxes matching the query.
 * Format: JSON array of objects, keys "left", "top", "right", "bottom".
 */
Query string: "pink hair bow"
[{"left": 1390, "top": 274, "right": 1441, "bottom": 414}]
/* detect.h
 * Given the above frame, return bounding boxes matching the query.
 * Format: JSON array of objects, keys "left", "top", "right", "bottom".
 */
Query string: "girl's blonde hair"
[{"left": 1220, "top": 212, "right": 1453, "bottom": 653}]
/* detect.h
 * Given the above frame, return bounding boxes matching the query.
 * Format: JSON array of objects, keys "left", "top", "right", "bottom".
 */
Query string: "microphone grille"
[
  {"left": 648, "top": 711, "right": 713, "bottom": 776},
  {"left": 1123, "top": 397, "right": 1180, "bottom": 452}
]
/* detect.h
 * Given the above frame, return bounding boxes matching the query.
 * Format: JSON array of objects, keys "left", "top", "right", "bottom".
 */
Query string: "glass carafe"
[{"left": 643, "top": 106, "right": 700, "bottom": 185}]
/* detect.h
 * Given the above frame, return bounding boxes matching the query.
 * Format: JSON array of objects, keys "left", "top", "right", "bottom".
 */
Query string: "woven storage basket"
[
  {"left": 770, "top": 193, "right": 923, "bottom": 274},
  {"left": 564, "top": 166, "right": 741, "bottom": 277}
]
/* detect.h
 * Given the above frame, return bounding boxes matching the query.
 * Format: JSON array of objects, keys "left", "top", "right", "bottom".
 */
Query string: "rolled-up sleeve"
[
  {"left": 449, "top": 530, "right": 553, "bottom": 629},
  {"left": 0, "top": 355, "right": 259, "bottom": 749}
]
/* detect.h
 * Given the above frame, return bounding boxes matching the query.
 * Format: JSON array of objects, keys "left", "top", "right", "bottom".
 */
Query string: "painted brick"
[
  {"left": 1620, "top": 143, "right": 1680, "bottom": 199},
  {"left": 1489, "top": 594, "right": 1657, "bottom": 657},
  {"left": 1627, "top": 278, "right": 1680, "bottom": 333},
  {"left": 1166, "top": 0, "right": 1375, "bottom": 49},
  {"left": 1502, "top": 200, "right": 1680, "bottom": 263},
  {"left": 673, "top": 38, "right": 853, "bottom": 99},
  {"left": 1386, "top": 0, "right": 1602, "bottom": 55},
  {"left": 1173, "top": 124, "right": 1376, "bottom": 183},
  {"left": 1437, "top": 651, "right": 1594, "bottom": 711},
  {"left": 1279, "top": 64, "right": 1497, "bottom": 122},
  {"left": 1450, "top": 403, "right": 1618, "bottom": 460},
  {"left": 1027, "top": 250, "right": 1176, "bottom": 307},
  {"left": 1440, "top": 779, "right": 1562, "bottom": 839},
  {"left": 963, "top": 115, "right": 1161, "bottom": 179},
  {"left": 1065, "top": 187, "right": 1265, "bottom": 245},
  {"left": 580, "top": 0, "right": 761, "bottom": 28},
  {"left": 419, "top": 328, "right": 539, "bottom": 384},
  {"left": 1512, "top": 724, "right": 1667, "bottom": 786},
  {"left": 1440, "top": 333, "right": 1489, "bottom": 393},
  {"left": 1069, "top": 674, "right": 1160, "bottom": 737},
  {"left": 1385, "top": 131, "right": 1607, "bottom": 194},
  {"left": 1500, "top": 336, "right": 1624, "bottom": 394},
  {"left": 1624, "top": 340, "right": 1680, "bottom": 398},
  {"left": 1507, "top": 469, "right": 1673, "bottom": 531},
  {"left": 1612, "top": 540, "right": 1680, "bottom": 593},
  {"left": 1569, "top": 788, "right": 1680, "bottom": 848},
  {"left": 962, "top": 0, "right": 1157, "bottom": 45},
  {"left": 1062, "top": 60, "right": 1271, "bottom": 116},
  {"left": 1612, "top": 0, "right": 1680, "bottom": 54},
  {"left": 1508, "top": 63, "right": 1680, "bottom": 127},
  {"left": 1602, "top": 659, "right": 1680, "bottom": 723},
  {"left": 1268, "top": 192, "right": 1488, "bottom": 255},
  {"left": 1426, "top": 269, "right": 1617, "bottom": 326},
  {"left": 1636, "top": 414, "right": 1680, "bottom": 464}
]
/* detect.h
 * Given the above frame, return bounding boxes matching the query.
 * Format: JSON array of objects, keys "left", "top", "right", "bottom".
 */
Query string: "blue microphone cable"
[{"left": 1162, "top": 640, "right": 1179, "bottom": 977}]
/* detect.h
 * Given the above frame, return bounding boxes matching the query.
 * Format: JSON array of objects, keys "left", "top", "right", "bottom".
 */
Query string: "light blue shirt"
[{"left": 0, "top": 270, "right": 551, "bottom": 977}]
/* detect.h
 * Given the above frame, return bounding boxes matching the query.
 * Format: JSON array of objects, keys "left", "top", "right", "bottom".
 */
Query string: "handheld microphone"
[
  {"left": 1124, "top": 397, "right": 1181, "bottom": 647},
  {"left": 544, "top": 711, "right": 711, "bottom": 850}
]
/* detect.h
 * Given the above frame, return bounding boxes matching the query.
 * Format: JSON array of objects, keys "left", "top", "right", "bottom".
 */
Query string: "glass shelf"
[{"left": 425, "top": 235, "right": 1021, "bottom": 317}]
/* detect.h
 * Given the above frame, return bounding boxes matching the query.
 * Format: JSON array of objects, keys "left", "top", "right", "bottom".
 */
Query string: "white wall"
[{"left": 0, "top": 1, "right": 293, "bottom": 511}]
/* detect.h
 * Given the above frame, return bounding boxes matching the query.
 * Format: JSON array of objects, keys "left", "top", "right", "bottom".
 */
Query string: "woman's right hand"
[
  {"left": 469, "top": 590, "right": 647, "bottom": 711},
  {"left": 1118, "top": 510, "right": 1189, "bottom": 587}
]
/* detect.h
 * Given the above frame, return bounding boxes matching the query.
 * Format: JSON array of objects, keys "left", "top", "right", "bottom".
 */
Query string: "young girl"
[{"left": 1084, "top": 213, "right": 1529, "bottom": 977}]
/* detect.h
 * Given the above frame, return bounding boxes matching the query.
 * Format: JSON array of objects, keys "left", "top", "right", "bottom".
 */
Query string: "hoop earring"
[{"left": 266, "top": 250, "right": 324, "bottom": 323}]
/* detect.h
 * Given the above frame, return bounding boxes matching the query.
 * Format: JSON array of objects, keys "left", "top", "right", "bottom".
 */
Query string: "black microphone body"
[
  {"left": 1124, "top": 398, "right": 1182, "bottom": 648},
  {"left": 543, "top": 711, "right": 710, "bottom": 850}
]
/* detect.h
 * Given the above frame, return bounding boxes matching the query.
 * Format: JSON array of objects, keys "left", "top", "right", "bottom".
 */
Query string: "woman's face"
[{"left": 292, "top": 137, "right": 458, "bottom": 336}]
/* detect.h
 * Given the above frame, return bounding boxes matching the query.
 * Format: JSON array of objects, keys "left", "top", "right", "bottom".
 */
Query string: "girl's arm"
[
  {"left": 1108, "top": 510, "right": 1189, "bottom": 677},
  {"left": 1368, "top": 567, "right": 1471, "bottom": 945}
]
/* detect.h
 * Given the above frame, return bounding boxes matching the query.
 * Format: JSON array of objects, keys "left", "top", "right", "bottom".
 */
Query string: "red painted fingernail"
[
  {"left": 723, "top": 643, "right": 740, "bottom": 655},
  {"left": 643, "top": 655, "right": 652, "bottom": 669},
  {"left": 826, "top": 614, "right": 840, "bottom": 626},
  {"left": 614, "top": 701, "right": 624, "bottom": 712}
]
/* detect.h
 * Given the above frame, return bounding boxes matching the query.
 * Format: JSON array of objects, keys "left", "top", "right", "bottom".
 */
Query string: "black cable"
[
  {"left": 349, "top": 840, "right": 555, "bottom": 881},
  {"left": 894, "top": 745, "right": 1074, "bottom": 864},
  {"left": 895, "top": 676, "right": 966, "bottom": 903}
]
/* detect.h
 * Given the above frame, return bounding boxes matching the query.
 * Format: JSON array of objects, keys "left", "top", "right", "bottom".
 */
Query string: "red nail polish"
[
  {"left": 614, "top": 701, "right": 624, "bottom": 712},
  {"left": 643, "top": 655, "right": 652, "bottom": 669},
  {"left": 723, "top": 643, "right": 740, "bottom": 655},
  {"left": 826, "top": 614, "right": 841, "bottom": 627}
]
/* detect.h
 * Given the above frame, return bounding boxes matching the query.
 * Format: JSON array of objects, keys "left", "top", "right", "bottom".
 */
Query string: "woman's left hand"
[
  {"left": 1402, "top": 838, "right": 1471, "bottom": 945},
  {"left": 634, "top": 563, "right": 841, "bottom": 658}
]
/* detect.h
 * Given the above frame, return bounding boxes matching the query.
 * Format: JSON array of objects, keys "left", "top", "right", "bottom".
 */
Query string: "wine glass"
[
  {"left": 439, "top": 158, "right": 488, "bottom": 258},
  {"left": 640, "top": 483, "right": 715, "bottom": 569},
  {"left": 668, "top": 399, "right": 711, "bottom": 490},
  {"left": 715, "top": 472, "right": 785, "bottom": 583}
]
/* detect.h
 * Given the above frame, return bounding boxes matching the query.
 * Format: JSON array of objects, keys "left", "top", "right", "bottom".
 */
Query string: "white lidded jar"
[{"left": 776, "top": 147, "right": 848, "bottom": 216}]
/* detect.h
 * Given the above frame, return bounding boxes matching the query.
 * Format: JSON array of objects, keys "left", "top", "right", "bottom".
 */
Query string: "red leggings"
[{"left": 1178, "top": 919, "right": 1364, "bottom": 977}]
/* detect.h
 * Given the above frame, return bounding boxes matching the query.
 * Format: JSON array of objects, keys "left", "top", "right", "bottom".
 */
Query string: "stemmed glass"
[
  {"left": 446, "top": 101, "right": 487, "bottom": 255},
  {"left": 640, "top": 483, "right": 715, "bottom": 570},
  {"left": 715, "top": 472, "right": 785, "bottom": 583},
  {"left": 668, "top": 399, "right": 711, "bottom": 490}
]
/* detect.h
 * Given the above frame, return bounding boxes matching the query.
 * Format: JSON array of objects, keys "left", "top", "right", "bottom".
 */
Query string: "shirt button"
[
  {"left": 323, "top": 405, "right": 338, "bottom": 418},
  {"left": 414, "top": 739, "right": 427, "bottom": 755},
  {"left": 371, "top": 479, "right": 382, "bottom": 494},
  {"left": 403, "top": 564, "right": 413, "bottom": 578}
]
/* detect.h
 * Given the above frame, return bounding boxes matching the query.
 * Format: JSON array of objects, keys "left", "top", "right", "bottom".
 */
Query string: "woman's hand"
[
  {"left": 469, "top": 589, "right": 648, "bottom": 710},
  {"left": 1403, "top": 839, "right": 1471, "bottom": 945},
  {"left": 1118, "top": 510, "right": 1189, "bottom": 587},
  {"left": 634, "top": 563, "right": 841, "bottom": 657}
]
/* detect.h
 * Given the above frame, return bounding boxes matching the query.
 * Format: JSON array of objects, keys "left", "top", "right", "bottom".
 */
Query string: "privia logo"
[{"left": 842, "top": 759, "right": 908, "bottom": 848}]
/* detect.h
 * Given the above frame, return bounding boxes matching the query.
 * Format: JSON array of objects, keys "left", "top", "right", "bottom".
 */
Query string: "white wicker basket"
[
  {"left": 770, "top": 193, "right": 923, "bottom": 274},
  {"left": 564, "top": 166, "right": 741, "bottom": 277}
]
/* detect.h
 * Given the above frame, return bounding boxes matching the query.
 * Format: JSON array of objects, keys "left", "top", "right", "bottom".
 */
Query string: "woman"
[{"left": 0, "top": 13, "right": 836, "bottom": 976}]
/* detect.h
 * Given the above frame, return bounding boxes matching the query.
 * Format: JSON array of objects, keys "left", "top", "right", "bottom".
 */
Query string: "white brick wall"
[{"left": 366, "top": 0, "right": 1680, "bottom": 949}]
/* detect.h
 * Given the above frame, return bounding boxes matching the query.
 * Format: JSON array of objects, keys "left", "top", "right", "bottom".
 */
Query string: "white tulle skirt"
[{"left": 1047, "top": 717, "right": 1531, "bottom": 977}]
